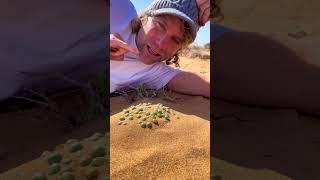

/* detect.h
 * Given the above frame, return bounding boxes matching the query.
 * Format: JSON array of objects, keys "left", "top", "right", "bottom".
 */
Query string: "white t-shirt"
[
  {"left": 110, "top": 0, "right": 137, "bottom": 40},
  {"left": 110, "top": 0, "right": 182, "bottom": 93}
]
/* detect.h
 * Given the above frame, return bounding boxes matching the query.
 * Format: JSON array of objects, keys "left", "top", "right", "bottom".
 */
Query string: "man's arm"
[{"left": 167, "top": 72, "right": 210, "bottom": 97}]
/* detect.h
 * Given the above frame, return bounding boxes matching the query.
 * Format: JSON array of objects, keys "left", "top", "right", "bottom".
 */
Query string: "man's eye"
[{"left": 172, "top": 38, "right": 180, "bottom": 45}]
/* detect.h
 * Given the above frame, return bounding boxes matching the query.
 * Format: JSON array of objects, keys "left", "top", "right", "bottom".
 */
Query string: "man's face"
[{"left": 136, "top": 15, "right": 185, "bottom": 65}]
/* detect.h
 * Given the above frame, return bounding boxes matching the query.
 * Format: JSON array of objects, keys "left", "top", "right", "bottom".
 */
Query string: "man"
[
  {"left": 210, "top": 0, "right": 320, "bottom": 116},
  {"left": 0, "top": 0, "right": 106, "bottom": 101},
  {"left": 110, "top": 0, "right": 210, "bottom": 97},
  {"left": 212, "top": 25, "right": 320, "bottom": 116}
]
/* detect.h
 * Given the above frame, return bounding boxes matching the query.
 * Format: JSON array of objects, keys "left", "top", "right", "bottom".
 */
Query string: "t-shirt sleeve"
[{"left": 141, "top": 63, "right": 183, "bottom": 90}]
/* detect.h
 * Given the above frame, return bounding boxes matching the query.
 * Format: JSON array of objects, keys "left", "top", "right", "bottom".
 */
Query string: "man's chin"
[{"left": 139, "top": 58, "right": 158, "bottom": 65}]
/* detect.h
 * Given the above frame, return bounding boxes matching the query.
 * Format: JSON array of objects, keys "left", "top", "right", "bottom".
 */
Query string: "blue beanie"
[{"left": 146, "top": 0, "right": 200, "bottom": 40}]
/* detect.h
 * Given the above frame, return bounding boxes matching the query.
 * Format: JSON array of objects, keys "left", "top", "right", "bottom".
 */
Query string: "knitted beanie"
[{"left": 146, "top": 0, "right": 200, "bottom": 40}]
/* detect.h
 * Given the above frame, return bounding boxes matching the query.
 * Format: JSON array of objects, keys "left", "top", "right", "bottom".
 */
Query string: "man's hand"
[
  {"left": 196, "top": 0, "right": 210, "bottom": 26},
  {"left": 110, "top": 33, "right": 139, "bottom": 60}
]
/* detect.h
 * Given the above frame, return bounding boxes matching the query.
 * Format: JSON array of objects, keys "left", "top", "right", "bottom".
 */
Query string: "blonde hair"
[{"left": 130, "top": 10, "right": 193, "bottom": 67}]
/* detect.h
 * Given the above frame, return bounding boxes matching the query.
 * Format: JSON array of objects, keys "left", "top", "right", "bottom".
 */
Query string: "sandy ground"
[
  {"left": 0, "top": 90, "right": 107, "bottom": 179},
  {"left": 213, "top": 100, "right": 320, "bottom": 180},
  {"left": 0, "top": 133, "right": 107, "bottom": 179},
  {"left": 213, "top": 0, "right": 320, "bottom": 179},
  {"left": 110, "top": 54, "right": 211, "bottom": 179},
  {"left": 221, "top": 0, "right": 320, "bottom": 66}
]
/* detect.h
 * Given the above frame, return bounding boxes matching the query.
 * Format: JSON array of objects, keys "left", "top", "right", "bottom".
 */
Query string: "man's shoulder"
[{"left": 110, "top": 0, "right": 137, "bottom": 34}]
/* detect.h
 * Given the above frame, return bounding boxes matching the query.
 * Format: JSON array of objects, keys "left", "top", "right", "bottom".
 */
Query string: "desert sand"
[
  {"left": 110, "top": 52, "right": 211, "bottom": 179},
  {"left": 213, "top": 0, "right": 320, "bottom": 179},
  {"left": 220, "top": 0, "right": 320, "bottom": 66},
  {"left": 0, "top": 133, "right": 107, "bottom": 180},
  {"left": 0, "top": 91, "right": 107, "bottom": 179}
]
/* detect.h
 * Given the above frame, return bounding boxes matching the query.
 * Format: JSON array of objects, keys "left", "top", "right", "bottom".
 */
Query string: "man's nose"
[{"left": 156, "top": 33, "right": 169, "bottom": 50}]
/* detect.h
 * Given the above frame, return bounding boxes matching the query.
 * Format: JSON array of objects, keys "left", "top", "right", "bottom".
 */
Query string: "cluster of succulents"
[
  {"left": 32, "top": 133, "right": 106, "bottom": 180},
  {"left": 117, "top": 103, "right": 177, "bottom": 129}
]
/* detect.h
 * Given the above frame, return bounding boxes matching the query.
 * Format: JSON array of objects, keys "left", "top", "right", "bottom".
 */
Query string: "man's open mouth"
[{"left": 147, "top": 45, "right": 160, "bottom": 57}]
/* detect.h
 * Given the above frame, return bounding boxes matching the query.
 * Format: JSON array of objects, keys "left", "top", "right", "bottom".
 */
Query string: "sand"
[
  {"left": 213, "top": 100, "right": 320, "bottom": 180},
  {"left": 110, "top": 54, "right": 211, "bottom": 179},
  {"left": 0, "top": 90, "right": 107, "bottom": 179},
  {"left": 0, "top": 133, "right": 107, "bottom": 180},
  {"left": 221, "top": 0, "right": 320, "bottom": 66},
  {"left": 213, "top": 0, "right": 320, "bottom": 179}
]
